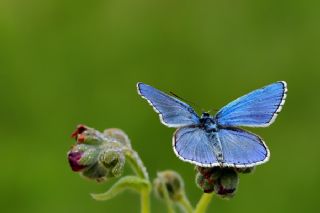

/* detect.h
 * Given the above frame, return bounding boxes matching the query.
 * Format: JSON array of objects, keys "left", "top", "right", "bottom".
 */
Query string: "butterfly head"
[
  {"left": 200, "top": 112, "right": 217, "bottom": 132},
  {"left": 201, "top": 112, "right": 211, "bottom": 118}
]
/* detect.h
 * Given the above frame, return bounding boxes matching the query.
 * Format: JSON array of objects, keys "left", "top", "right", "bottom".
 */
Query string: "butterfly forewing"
[
  {"left": 215, "top": 81, "right": 287, "bottom": 127},
  {"left": 137, "top": 83, "right": 200, "bottom": 128}
]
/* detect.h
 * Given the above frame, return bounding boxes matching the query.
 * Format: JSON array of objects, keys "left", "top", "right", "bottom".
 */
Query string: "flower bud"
[
  {"left": 196, "top": 167, "right": 222, "bottom": 181},
  {"left": 68, "top": 144, "right": 99, "bottom": 171},
  {"left": 195, "top": 166, "right": 239, "bottom": 198},
  {"left": 100, "top": 148, "right": 126, "bottom": 178},
  {"left": 214, "top": 169, "right": 239, "bottom": 199},
  {"left": 71, "top": 124, "right": 105, "bottom": 145},
  {"left": 153, "top": 170, "right": 185, "bottom": 202},
  {"left": 195, "top": 172, "right": 214, "bottom": 193},
  {"left": 71, "top": 124, "right": 87, "bottom": 141},
  {"left": 68, "top": 151, "right": 86, "bottom": 172},
  {"left": 195, "top": 167, "right": 222, "bottom": 193},
  {"left": 68, "top": 125, "right": 127, "bottom": 182},
  {"left": 103, "top": 128, "right": 131, "bottom": 148}
]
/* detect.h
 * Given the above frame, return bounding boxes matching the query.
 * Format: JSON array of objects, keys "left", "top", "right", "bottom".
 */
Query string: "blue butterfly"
[{"left": 137, "top": 82, "right": 287, "bottom": 168}]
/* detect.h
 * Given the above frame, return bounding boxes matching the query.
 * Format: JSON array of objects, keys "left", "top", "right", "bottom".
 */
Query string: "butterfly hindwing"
[
  {"left": 173, "top": 126, "right": 269, "bottom": 168},
  {"left": 173, "top": 127, "right": 219, "bottom": 167},
  {"left": 216, "top": 81, "right": 287, "bottom": 127},
  {"left": 137, "top": 83, "right": 200, "bottom": 127},
  {"left": 217, "top": 127, "right": 269, "bottom": 167}
]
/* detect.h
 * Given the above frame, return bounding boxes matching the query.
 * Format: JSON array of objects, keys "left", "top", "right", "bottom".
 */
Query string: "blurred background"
[{"left": 0, "top": 0, "right": 319, "bottom": 212}]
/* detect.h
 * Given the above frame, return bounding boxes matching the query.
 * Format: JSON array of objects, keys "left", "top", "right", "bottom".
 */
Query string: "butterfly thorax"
[{"left": 199, "top": 113, "right": 218, "bottom": 132}]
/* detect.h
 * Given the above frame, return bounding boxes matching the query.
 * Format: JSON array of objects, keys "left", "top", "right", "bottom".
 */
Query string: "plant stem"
[
  {"left": 125, "top": 149, "right": 149, "bottom": 180},
  {"left": 159, "top": 178, "right": 176, "bottom": 213},
  {"left": 194, "top": 193, "right": 214, "bottom": 213},
  {"left": 178, "top": 195, "right": 193, "bottom": 213},
  {"left": 125, "top": 148, "right": 151, "bottom": 213},
  {"left": 140, "top": 187, "right": 150, "bottom": 213}
]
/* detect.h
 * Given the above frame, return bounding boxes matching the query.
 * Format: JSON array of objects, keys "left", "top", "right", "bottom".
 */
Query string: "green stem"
[
  {"left": 125, "top": 148, "right": 150, "bottom": 213},
  {"left": 140, "top": 188, "right": 150, "bottom": 213},
  {"left": 159, "top": 179, "right": 176, "bottom": 213},
  {"left": 194, "top": 193, "right": 214, "bottom": 213},
  {"left": 178, "top": 195, "right": 193, "bottom": 213},
  {"left": 125, "top": 149, "right": 149, "bottom": 180}
]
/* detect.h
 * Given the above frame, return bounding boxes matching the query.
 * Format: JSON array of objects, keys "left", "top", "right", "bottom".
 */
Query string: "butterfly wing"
[
  {"left": 218, "top": 127, "right": 269, "bottom": 167},
  {"left": 173, "top": 127, "right": 219, "bottom": 167},
  {"left": 215, "top": 81, "right": 287, "bottom": 127},
  {"left": 173, "top": 127, "right": 269, "bottom": 168},
  {"left": 137, "top": 83, "right": 200, "bottom": 127}
]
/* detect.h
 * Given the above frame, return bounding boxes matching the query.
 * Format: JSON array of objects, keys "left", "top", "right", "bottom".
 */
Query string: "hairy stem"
[
  {"left": 160, "top": 179, "right": 176, "bottom": 213},
  {"left": 125, "top": 148, "right": 150, "bottom": 213},
  {"left": 178, "top": 195, "right": 193, "bottom": 213},
  {"left": 125, "top": 149, "right": 149, "bottom": 180},
  {"left": 194, "top": 193, "right": 214, "bottom": 213}
]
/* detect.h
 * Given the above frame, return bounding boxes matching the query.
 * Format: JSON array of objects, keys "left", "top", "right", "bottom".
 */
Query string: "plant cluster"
[{"left": 67, "top": 125, "right": 255, "bottom": 213}]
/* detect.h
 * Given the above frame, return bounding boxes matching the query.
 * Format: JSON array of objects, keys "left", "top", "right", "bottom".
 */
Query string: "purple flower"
[{"left": 68, "top": 151, "right": 87, "bottom": 172}]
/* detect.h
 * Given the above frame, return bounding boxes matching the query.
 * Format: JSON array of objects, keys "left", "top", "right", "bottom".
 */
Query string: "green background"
[{"left": 0, "top": 0, "right": 319, "bottom": 212}]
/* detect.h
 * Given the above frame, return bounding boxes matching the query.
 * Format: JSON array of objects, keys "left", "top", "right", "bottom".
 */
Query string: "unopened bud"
[
  {"left": 71, "top": 125, "right": 105, "bottom": 145},
  {"left": 100, "top": 148, "right": 126, "bottom": 178},
  {"left": 68, "top": 144, "right": 99, "bottom": 172},
  {"left": 214, "top": 169, "right": 239, "bottom": 199},
  {"left": 103, "top": 128, "right": 131, "bottom": 148},
  {"left": 68, "top": 151, "right": 86, "bottom": 172},
  {"left": 195, "top": 166, "right": 239, "bottom": 198},
  {"left": 154, "top": 170, "right": 185, "bottom": 202},
  {"left": 195, "top": 167, "right": 222, "bottom": 193},
  {"left": 68, "top": 125, "right": 127, "bottom": 182}
]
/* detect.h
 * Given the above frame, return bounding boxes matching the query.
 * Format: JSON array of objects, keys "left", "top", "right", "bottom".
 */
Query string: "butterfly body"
[
  {"left": 199, "top": 113, "right": 218, "bottom": 132},
  {"left": 137, "top": 82, "right": 287, "bottom": 168}
]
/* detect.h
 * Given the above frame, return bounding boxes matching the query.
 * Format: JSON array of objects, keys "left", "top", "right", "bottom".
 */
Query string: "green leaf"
[{"left": 91, "top": 176, "right": 150, "bottom": 201}]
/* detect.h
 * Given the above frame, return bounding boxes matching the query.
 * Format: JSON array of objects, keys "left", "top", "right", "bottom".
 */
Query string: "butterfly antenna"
[{"left": 169, "top": 91, "right": 202, "bottom": 110}]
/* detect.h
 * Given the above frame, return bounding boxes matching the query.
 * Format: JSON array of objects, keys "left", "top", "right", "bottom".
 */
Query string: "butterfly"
[{"left": 137, "top": 81, "right": 287, "bottom": 168}]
